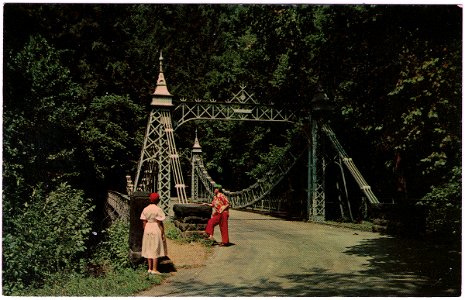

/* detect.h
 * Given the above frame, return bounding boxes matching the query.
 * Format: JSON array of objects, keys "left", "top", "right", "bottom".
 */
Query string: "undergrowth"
[
  {"left": 16, "top": 266, "right": 165, "bottom": 296},
  {"left": 16, "top": 218, "right": 210, "bottom": 296}
]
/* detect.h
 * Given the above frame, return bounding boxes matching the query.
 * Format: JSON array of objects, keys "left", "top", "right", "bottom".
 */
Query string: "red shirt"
[{"left": 212, "top": 192, "right": 229, "bottom": 214}]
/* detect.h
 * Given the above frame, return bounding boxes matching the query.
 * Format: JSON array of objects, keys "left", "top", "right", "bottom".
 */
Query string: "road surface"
[{"left": 138, "top": 209, "right": 460, "bottom": 297}]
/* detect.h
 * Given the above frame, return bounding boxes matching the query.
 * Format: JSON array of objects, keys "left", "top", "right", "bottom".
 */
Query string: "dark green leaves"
[{"left": 3, "top": 183, "right": 94, "bottom": 293}]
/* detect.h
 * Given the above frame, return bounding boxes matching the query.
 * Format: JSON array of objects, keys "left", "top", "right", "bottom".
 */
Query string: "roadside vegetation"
[{"left": 11, "top": 220, "right": 210, "bottom": 296}]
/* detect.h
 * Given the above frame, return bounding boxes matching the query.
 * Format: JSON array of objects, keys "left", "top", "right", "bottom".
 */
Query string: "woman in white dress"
[{"left": 140, "top": 192, "right": 167, "bottom": 274}]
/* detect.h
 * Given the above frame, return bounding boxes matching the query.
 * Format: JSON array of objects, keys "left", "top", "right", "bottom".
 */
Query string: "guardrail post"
[{"left": 128, "top": 191, "right": 150, "bottom": 264}]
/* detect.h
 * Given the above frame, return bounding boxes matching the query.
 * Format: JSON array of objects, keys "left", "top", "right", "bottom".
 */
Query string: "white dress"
[{"left": 140, "top": 204, "right": 167, "bottom": 258}]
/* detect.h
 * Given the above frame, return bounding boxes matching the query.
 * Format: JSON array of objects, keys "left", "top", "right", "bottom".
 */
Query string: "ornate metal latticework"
[
  {"left": 132, "top": 109, "right": 182, "bottom": 213},
  {"left": 308, "top": 119, "right": 327, "bottom": 221},
  {"left": 173, "top": 85, "right": 302, "bottom": 129}
]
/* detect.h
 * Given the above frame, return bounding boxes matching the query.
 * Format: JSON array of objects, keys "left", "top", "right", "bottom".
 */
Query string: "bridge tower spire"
[
  {"left": 150, "top": 51, "right": 173, "bottom": 106},
  {"left": 132, "top": 51, "right": 188, "bottom": 213},
  {"left": 191, "top": 129, "right": 203, "bottom": 202}
]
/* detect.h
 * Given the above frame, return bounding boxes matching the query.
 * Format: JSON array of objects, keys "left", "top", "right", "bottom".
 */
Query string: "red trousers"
[{"left": 205, "top": 210, "right": 229, "bottom": 244}]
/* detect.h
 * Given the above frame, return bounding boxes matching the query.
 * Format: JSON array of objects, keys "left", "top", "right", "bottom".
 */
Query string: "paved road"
[{"left": 138, "top": 209, "right": 460, "bottom": 297}]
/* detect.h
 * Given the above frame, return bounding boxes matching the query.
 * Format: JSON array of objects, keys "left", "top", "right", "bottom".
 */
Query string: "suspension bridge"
[{"left": 106, "top": 52, "right": 379, "bottom": 225}]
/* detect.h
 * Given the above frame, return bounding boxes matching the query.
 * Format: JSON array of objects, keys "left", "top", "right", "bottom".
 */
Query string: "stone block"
[
  {"left": 129, "top": 191, "right": 151, "bottom": 255},
  {"left": 183, "top": 216, "right": 210, "bottom": 224},
  {"left": 173, "top": 203, "right": 212, "bottom": 219}
]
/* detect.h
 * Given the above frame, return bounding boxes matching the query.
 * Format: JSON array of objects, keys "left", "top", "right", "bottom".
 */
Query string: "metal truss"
[
  {"left": 131, "top": 108, "right": 188, "bottom": 213},
  {"left": 189, "top": 120, "right": 377, "bottom": 222},
  {"left": 308, "top": 119, "right": 327, "bottom": 221},
  {"left": 191, "top": 156, "right": 200, "bottom": 201},
  {"left": 133, "top": 109, "right": 164, "bottom": 192},
  {"left": 172, "top": 86, "right": 302, "bottom": 129}
]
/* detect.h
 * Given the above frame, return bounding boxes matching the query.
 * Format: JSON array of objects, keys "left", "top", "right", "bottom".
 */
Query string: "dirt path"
[
  {"left": 162, "top": 238, "right": 211, "bottom": 269},
  {"left": 137, "top": 209, "right": 460, "bottom": 297}
]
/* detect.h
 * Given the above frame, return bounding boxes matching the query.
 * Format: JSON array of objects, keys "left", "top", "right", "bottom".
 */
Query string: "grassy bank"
[{"left": 16, "top": 267, "right": 166, "bottom": 297}]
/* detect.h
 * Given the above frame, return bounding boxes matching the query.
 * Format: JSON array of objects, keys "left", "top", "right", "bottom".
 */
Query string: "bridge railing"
[
  {"left": 106, "top": 190, "right": 130, "bottom": 221},
  {"left": 193, "top": 140, "right": 307, "bottom": 209}
]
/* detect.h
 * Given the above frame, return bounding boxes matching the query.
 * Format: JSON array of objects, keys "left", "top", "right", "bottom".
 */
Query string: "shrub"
[
  {"left": 419, "top": 166, "right": 461, "bottom": 242},
  {"left": 2, "top": 183, "right": 94, "bottom": 294},
  {"left": 93, "top": 218, "right": 132, "bottom": 271},
  {"left": 165, "top": 220, "right": 181, "bottom": 240}
]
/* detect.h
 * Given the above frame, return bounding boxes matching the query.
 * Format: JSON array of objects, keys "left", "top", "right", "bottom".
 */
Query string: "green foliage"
[
  {"left": 16, "top": 218, "right": 167, "bottom": 296},
  {"left": 2, "top": 183, "right": 94, "bottom": 294},
  {"left": 165, "top": 220, "right": 182, "bottom": 240},
  {"left": 386, "top": 45, "right": 461, "bottom": 176},
  {"left": 325, "top": 5, "right": 461, "bottom": 199},
  {"left": 79, "top": 94, "right": 145, "bottom": 180},
  {"left": 420, "top": 166, "right": 461, "bottom": 241},
  {"left": 93, "top": 219, "right": 132, "bottom": 271},
  {"left": 4, "top": 35, "right": 83, "bottom": 199}
]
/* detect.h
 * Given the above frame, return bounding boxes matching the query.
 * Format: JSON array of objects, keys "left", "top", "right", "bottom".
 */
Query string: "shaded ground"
[{"left": 138, "top": 210, "right": 461, "bottom": 297}]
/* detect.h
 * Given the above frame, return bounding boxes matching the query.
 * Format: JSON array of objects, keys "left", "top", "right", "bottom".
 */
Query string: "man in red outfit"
[{"left": 203, "top": 184, "right": 230, "bottom": 246}]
